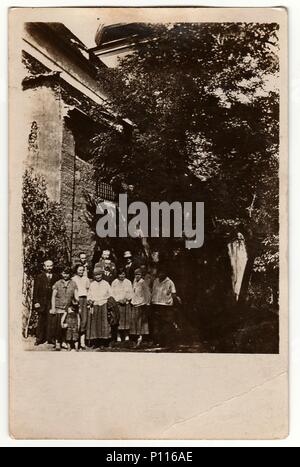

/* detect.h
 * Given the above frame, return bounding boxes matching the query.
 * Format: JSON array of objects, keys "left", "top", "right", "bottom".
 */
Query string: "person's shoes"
[
  {"left": 80, "top": 335, "right": 86, "bottom": 349},
  {"left": 61, "top": 342, "right": 68, "bottom": 350}
]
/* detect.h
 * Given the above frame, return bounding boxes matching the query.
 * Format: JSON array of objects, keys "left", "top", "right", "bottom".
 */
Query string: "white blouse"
[
  {"left": 72, "top": 275, "right": 90, "bottom": 297},
  {"left": 111, "top": 278, "right": 133, "bottom": 303},
  {"left": 87, "top": 280, "right": 111, "bottom": 306},
  {"left": 152, "top": 277, "right": 176, "bottom": 306},
  {"left": 131, "top": 278, "right": 151, "bottom": 307}
]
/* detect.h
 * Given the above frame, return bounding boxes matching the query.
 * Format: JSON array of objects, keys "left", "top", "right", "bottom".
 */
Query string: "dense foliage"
[
  {"left": 91, "top": 23, "right": 280, "bottom": 309},
  {"left": 22, "top": 169, "right": 68, "bottom": 335}
]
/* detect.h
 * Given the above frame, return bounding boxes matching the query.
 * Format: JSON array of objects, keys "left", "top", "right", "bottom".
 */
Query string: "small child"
[
  {"left": 130, "top": 268, "right": 151, "bottom": 347},
  {"left": 61, "top": 302, "right": 80, "bottom": 351}
]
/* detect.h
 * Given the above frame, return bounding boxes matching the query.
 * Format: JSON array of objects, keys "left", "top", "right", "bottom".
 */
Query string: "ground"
[
  {"left": 24, "top": 305, "right": 279, "bottom": 354},
  {"left": 23, "top": 335, "right": 207, "bottom": 353}
]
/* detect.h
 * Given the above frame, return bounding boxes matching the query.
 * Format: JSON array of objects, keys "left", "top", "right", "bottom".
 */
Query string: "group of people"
[{"left": 32, "top": 250, "right": 180, "bottom": 351}]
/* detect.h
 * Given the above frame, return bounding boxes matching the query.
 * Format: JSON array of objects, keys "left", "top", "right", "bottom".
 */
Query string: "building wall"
[
  {"left": 23, "top": 76, "right": 99, "bottom": 263},
  {"left": 72, "top": 157, "right": 97, "bottom": 261},
  {"left": 60, "top": 121, "right": 75, "bottom": 254},
  {"left": 24, "top": 80, "right": 62, "bottom": 202},
  {"left": 60, "top": 119, "right": 96, "bottom": 262},
  {"left": 23, "top": 23, "right": 108, "bottom": 105},
  {"left": 22, "top": 23, "right": 122, "bottom": 264}
]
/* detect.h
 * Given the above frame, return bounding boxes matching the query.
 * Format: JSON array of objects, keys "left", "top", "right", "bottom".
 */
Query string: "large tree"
[{"left": 91, "top": 22, "right": 280, "bottom": 307}]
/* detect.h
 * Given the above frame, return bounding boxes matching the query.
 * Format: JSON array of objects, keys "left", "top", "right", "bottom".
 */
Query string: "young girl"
[
  {"left": 72, "top": 264, "right": 90, "bottom": 350},
  {"left": 86, "top": 267, "right": 112, "bottom": 348},
  {"left": 61, "top": 301, "right": 80, "bottom": 351},
  {"left": 130, "top": 268, "right": 151, "bottom": 347},
  {"left": 51, "top": 267, "right": 77, "bottom": 351},
  {"left": 111, "top": 267, "right": 133, "bottom": 343}
]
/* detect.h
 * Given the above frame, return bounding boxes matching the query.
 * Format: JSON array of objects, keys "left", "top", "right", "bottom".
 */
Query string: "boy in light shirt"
[{"left": 151, "top": 267, "right": 178, "bottom": 347}]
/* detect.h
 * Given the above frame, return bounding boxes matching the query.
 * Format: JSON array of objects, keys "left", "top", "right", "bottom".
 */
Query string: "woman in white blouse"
[
  {"left": 111, "top": 267, "right": 133, "bottom": 343},
  {"left": 86, "top": 267, "right": 112, "bottom": 347}
]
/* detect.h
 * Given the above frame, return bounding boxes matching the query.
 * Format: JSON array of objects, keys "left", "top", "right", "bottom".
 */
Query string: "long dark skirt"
[
  {"left": 87, "top": 304, "right": 111, "bottom": 340},
  {"left": 78, "top": 297, "right": 88, "bottom": 334},
  {"left": 117, "top": 303, "right": 131, "bottom": 331},
  {"left": 48, "top": 313, "right": 64, "bottom": 343},
  {"left": 130, "top": 305, "right": 149, "bottom": 336}
]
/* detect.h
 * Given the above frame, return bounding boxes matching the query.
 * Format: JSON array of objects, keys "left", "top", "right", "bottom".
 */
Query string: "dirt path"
[{"left": 23, "top": 336, "right": 208, "bottom": 353}]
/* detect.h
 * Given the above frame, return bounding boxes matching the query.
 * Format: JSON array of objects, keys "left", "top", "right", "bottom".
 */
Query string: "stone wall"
[
  {"left": 72, "top": 157, "right": 96, "bottom": 262},
  {"left": 60, "top": 118, "right": 96, "bottom": 263},
  {"left": 24, "top": 78, "right": 63, "bottom": 202},
  {"left": 60, "top": 121, "right": 75, "bottom": 257}
]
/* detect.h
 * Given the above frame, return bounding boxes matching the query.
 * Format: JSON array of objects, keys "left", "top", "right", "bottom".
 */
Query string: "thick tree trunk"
[
  {"left": 239, "top": 242, "right": 261, "bottom": 306},
  {"left": 238, "top": 254, "right": 255, "bottom": 306}
]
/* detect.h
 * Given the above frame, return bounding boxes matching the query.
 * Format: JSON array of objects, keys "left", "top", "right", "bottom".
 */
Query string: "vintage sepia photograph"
[
  {"left": 19, "top": 17, "right": 281, "bottom": 355},
  {"left": 8, "top": 6, "right": 288, "bottom": 441}
]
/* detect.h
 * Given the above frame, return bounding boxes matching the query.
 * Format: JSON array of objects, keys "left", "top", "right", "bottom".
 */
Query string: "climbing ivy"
[{"left": 22, "top": 169, "right": 69, "bottom": 335}]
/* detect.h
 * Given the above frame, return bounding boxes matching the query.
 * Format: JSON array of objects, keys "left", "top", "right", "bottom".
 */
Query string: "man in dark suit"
[
  {"left": 123, "top": 251, "right": 135, "bottom": 283},
  {"left": 33, "top": 259, "right": 58, "bottom": 345}
]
